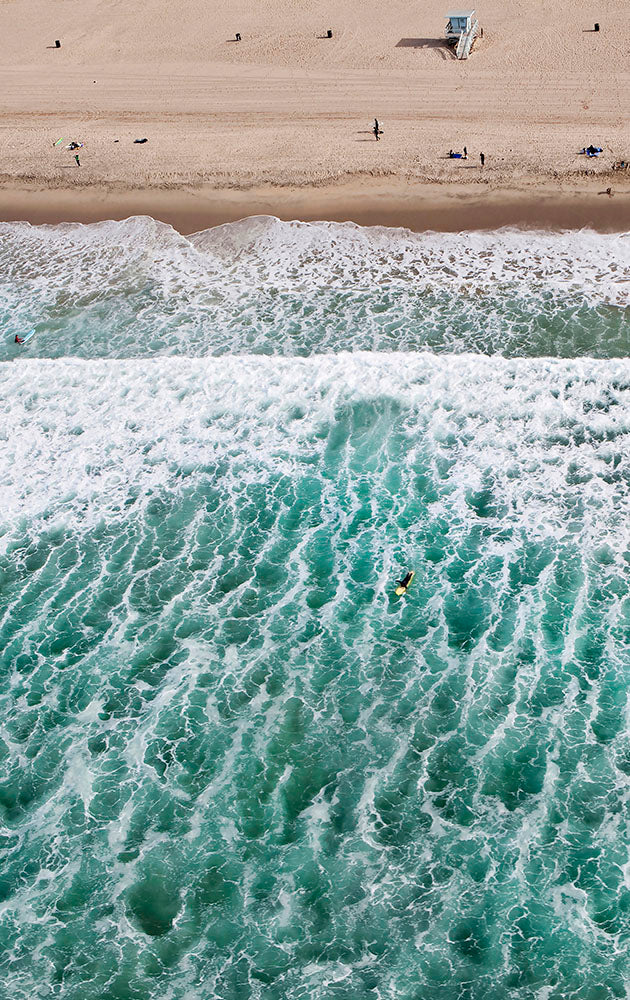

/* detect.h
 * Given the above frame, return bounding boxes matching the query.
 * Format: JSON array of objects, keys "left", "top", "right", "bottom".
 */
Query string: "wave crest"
[{"left": 0, "top": 217, "right": 629, "bottom": 361}]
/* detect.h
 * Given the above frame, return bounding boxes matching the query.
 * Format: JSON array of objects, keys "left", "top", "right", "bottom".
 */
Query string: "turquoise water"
[{"left": 1, "top": 217, "right": 630, "bottom": 1000}]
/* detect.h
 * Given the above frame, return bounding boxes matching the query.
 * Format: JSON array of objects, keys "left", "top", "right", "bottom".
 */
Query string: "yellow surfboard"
[{"left": 395, "top": 571, "right": 415, "bottom": 596}]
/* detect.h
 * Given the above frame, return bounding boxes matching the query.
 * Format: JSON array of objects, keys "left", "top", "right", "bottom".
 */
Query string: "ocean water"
[{"left": 0, "top": 216, "right": 630, "bottom": 1000}]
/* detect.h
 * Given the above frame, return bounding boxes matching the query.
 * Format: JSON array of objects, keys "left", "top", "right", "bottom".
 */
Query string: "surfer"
[
  {"left": 14, "top": 335, "right": 24, "bottom": 344},
  {"left": 395, "top": 570, "right": 415, "bottom": 596}
]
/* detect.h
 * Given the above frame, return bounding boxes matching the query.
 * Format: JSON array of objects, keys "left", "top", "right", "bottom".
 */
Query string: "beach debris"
[
  {"left": 134, "top": 138, "right": 148, "bottom": 144},
  {"left": 55, "top": 39, "right": 61, "bottom": 48},
  {"left": 53, "top": 137, "right": 64, "bottom": 147}
]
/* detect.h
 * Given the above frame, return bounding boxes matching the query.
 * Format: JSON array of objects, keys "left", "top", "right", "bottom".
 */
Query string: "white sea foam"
[
  {"left": 1, "top": 217, "right": 629, "bottom": 362},
  {"left": 3, "top": 214, "right": 629, "bottom": 304},
  {"left": 1, "top": 352, "right": 630, "bottom": 553},
  {"left": 193, "top": 216, "right": 630, "bottom": 304}
]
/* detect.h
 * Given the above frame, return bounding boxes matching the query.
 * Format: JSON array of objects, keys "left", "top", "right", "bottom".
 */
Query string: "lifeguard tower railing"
[{"left": 456, "top": 18, "right": 478, "bottom": 58}]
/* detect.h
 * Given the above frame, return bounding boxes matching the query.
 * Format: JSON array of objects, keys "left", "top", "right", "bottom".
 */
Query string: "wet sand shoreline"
[{"left": 2, "top": 178, "right": 630, "bottom": 234}]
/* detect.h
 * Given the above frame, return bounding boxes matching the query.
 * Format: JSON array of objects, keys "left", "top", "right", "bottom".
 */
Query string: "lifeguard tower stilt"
[{"left": 445, "top": 10, "right": 479, "bottom": 58}]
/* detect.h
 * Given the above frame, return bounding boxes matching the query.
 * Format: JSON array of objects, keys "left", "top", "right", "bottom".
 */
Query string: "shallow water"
[{"left": 1, "top": 217, "right": 630, "bottom": 1000}]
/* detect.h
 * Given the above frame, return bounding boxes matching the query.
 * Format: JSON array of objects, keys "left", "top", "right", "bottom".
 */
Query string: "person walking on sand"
[
  {"left": 373, "top": 120, "right": 381, "bottom": 141},
  {"left": 463, "top": 146, "right": 468, "bottom": 159},
  {"left": 74, "top": 153, "right": 80, "bottom": 167},
  {"left": 480, "top": 152, "right": 485, "bottom": 167}
]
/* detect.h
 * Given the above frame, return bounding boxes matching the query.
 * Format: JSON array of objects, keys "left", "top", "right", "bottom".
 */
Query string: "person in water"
[
  {"left": 396, "top": 571, "right": 413, "bottom": 590},
  {"left": 14, "top": 334, "right": 24, "bottom": 344}
]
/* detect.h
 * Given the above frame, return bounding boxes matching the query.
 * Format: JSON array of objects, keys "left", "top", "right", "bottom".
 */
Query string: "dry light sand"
[{"left": 0, "top": 0, "right": 629, "bottom": 229}]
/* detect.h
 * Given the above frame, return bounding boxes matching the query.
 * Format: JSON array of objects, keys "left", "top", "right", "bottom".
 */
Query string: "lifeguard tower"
[{"left": 445, "top": 10, "right": 479, "bottom": 59}]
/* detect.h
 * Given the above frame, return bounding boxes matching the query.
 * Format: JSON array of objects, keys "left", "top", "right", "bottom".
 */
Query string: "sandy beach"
[{"left": 1, "top": 0, "right": 629, "bottom": 229}]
